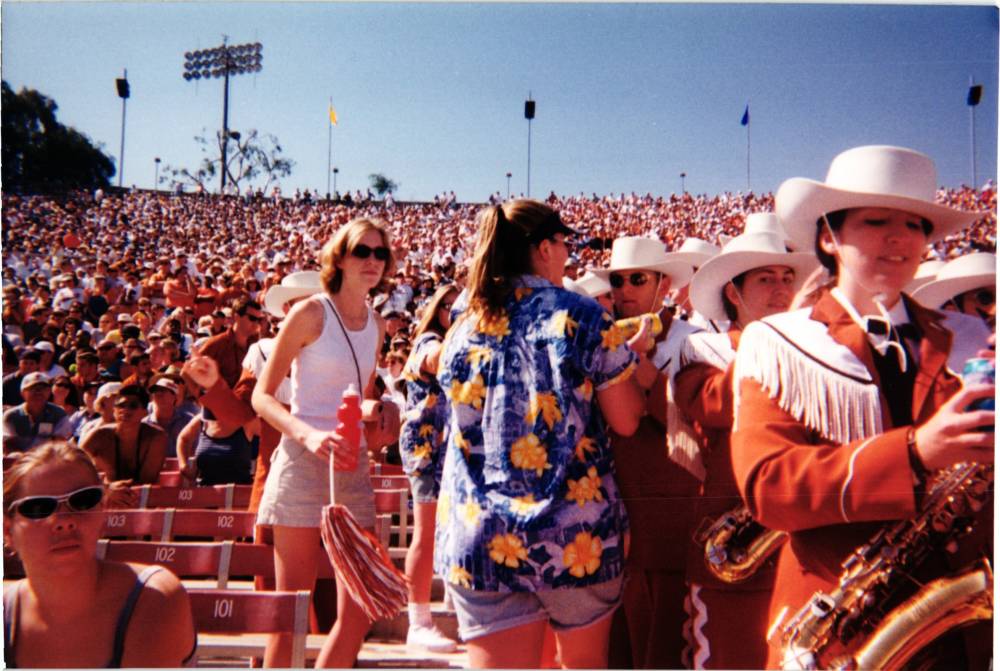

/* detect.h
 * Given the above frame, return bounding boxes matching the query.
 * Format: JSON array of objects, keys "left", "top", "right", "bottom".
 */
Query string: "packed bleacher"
[{"left": 2, "top": 182, "right": 995, "bottom": 667}]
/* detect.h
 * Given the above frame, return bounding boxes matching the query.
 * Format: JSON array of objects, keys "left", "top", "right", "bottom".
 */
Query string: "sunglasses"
[
  {"left": 7, "top": 485, "right": 104, "bottom": 519},
  {"left": 114, "top": 399, "right": 144, "bottom": 410},
  {"left": 609, "top": 272, "right": 656, "bottom": 289},
  {"left": 974, "top": 289, "right": 996, "bottom": 307},
  {"left": 240, "top": 312, "right": 263, "bottom": 323},
  {"left": 350, "top": 244, "right": 390, "bottom": 262}
]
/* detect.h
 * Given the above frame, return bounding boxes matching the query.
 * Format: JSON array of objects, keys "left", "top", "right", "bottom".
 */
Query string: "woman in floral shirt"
[{"left": 435, "top": 199, "right": 648, "bottom": 667}]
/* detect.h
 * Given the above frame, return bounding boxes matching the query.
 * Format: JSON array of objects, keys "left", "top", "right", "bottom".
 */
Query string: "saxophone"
[
  {"left": 778, "top": 462, "right": 993, "bottom": 670},
  {"left": 697, "top": 503, "right": 788, "bottom": 583}
]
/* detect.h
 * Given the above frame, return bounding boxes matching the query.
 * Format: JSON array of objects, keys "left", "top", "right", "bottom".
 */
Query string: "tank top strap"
[
  {"left": 4, "top": 582, "right": 20, "bottom": 668},
  {"left": 109, "top": 565, "right": 164, "bottom": 668}
]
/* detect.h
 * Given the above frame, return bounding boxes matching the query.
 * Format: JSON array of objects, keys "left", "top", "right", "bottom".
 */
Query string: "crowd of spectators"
[{"left": 2, "top": 183, "right": 994, "bottom": 459}]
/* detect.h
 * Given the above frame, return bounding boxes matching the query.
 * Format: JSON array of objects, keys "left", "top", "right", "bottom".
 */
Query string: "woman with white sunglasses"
[{"left": 3, "top": 441, "right": 195, "bottom": 668}]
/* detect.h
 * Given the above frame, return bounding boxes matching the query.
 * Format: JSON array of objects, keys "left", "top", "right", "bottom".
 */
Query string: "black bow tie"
[{"left": 865, "top": 318, "right": 920, "bottom": 341}]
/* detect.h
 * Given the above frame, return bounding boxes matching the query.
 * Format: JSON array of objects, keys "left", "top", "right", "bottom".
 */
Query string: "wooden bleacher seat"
[
  {"left": 162, "top": 457, "right": 180, "bottom": 471},
  {"left": 371, "top": 474, "right": 411, "bottom": 491},
  {"left": 132, "top": 483, "right": 252, "bottom": 510},
  {"left": 97, "top": 539, "right": 233, "bottom": 586},
  {"left": 189, "top": 588, "right": 310, "bottom": 667},
  {"left": 156, "top": 470, "right": 185, "bottom": 486},
  {"left": 103, "top": 508, "right": 173, "bottom": 540},
  {"left": 370, "top": 462, "right": 405, "bottom": 477},
  {"left": 169, "top": 508, "right": 256, "bottom": 541},
  {"left": 373, "top": 488, "right": 410, "bottom": 560}
]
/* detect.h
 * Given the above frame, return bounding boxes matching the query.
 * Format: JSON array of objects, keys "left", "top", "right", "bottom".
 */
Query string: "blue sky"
[{"left": 2, "top": 2, "right": 997, "bottom": 201}]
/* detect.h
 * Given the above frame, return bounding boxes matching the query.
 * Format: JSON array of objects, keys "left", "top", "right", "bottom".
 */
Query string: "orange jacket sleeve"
[
  {"left": 731, "top": 377, "right": 918, "bottom": 533},
  {"left": 675, "top": 361, "right": 734, "bottom": 431}
]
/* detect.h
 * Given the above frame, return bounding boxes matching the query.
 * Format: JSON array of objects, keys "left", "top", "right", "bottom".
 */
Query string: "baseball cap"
[{"left": 20, "top": 372, "right": 51, "bottom": 392}]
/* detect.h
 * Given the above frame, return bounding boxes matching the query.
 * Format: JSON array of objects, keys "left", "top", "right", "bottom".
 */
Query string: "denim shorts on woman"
[
  {"left": 445, "top": 574, "right": 624, "bottom": 641},
  {"left": 407, "top": 471, "right": 439, "bottom": 503}
]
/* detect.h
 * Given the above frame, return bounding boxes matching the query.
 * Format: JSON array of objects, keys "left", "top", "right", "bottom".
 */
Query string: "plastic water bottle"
[
  {"left": 962, "top": 357, "right": 995, "bottom": 432},
  {"left": 335, "top": 384, "right": 362, "bottom": 470}
]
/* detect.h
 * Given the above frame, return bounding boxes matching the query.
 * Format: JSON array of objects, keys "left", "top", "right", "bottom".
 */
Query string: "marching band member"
[
  {"left": 911, "top": 252, "right": 996, "bottom": 329},
  {"left": 675, "top": 218, "right": 817, "bottom": 669},
  {"left": 731, "top": 146, "right": 994, "bottom": 668},
  {"left": 589, "top": 236, "right": 700, "bottom": 669}
]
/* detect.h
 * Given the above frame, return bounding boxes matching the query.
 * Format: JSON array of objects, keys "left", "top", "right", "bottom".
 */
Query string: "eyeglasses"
[
  {"left": 114, "top": 399, "right": 144, "bottom": 410},
  {"left": 240, "top": 312, "right": 263, "bottom": 323},
  {"left": 974, "top": 289, "right": 996, "bottom": 306},
  {"left": 7, "top": 485, "right": 104, "bottom": 520},
  {"left": 351, "top": 244, "right": 390, "bottom": 262},
  {"left": 609, "top": 272, "right": 655, "bottom": 289},
  {"left": 53, "top": 383, "right": 73, "bottom": 390}
]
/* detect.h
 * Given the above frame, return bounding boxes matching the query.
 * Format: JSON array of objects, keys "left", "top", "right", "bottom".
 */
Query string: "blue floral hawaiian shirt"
[
  {"left": 434, "top": 274, "right": 637, "bottom": 592},
  {"left": 399, "top": 331, "right": 448, "bottom": 493}
]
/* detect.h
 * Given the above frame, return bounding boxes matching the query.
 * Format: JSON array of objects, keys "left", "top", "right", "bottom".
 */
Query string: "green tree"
[
  {"left": 163, "top": 128, "right": 294, "bottom": 194},
  {"left": 1, "top": 81, "right": 116, "bottom": 193},
  {"left": 368, "top": 173, "right": 398, "bottom": 197}
]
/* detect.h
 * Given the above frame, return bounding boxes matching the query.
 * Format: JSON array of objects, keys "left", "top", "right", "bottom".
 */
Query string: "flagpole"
[
  {"left": 746, "top": 101, "right": 751, "bottom": 192},
  {"left": 327, "top": 97, "right": 333, "bottom": 198}
]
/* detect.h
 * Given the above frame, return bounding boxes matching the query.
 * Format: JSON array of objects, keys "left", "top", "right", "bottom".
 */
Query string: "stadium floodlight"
[
  {"left": 182, "top": 38, "right": 264, "bottom": 193},
  {"left": 967, "top": 78, "right": 983, "bottom": 187},
  {"left": 115, "top": 70, "right": 130, "bottom": 188}
]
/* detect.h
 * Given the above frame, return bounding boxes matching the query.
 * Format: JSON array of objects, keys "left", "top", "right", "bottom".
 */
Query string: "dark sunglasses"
[
  {"left": 115, "top": 399, "right": 144, "bottom": 410},
  {"left": 240, "top": 312, "right": 263, "bottom": 323},
  {"left": 7, "top": 485, "right": 104, "bottom": 519},
  {"left": 609, "top": 272, "right": 655, "bottom": 289},
  {"left": 351, "top": 244, "right": 390, "bottom": 262},
  {"left": 974, "top": 289, "right": 996, "bottom": 306}
]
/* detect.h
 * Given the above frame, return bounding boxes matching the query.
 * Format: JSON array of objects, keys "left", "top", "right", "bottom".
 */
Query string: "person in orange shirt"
[
  {"left": 731, "top": 146, "right": 994, "bottom": 669},
  {"left": 675, "top": 217, "right": 816, "bottom": 670}
]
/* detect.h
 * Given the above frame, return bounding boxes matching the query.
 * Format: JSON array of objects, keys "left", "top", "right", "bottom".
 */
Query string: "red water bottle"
[{"left": 335, "top": 384, "right": 362, "bottom": 471}]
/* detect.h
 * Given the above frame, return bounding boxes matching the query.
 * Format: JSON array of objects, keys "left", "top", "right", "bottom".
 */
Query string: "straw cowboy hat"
[
  {"left": 263, "top": 270, "right": 323, "bottom": 318},
  {"left": 563, "top": 271, "right": 612, "bottom": 298},
  {"left": 669, "top": 237, "right": 721, "bottom": 268},
  {"left": 904, "top": 259, "right": 947, "bottom": 294},
  {"left": 588, "top": 236, "right": 694, "bottom": 288},
  {"left": 775, "top": 145, "right": 984, "bottom": 253},
  {"left": 911, "top": 252, "right": 996, "bottom": 309},
  {"left": 689, "top": 231, "right": 819, "bottom": 321},
  {"left": 719, "top": 212, "right": 796, "bottom": 249}
]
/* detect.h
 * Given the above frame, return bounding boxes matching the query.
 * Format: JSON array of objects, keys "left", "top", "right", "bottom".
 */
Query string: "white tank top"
[{"left": 290, "top": 294, "right": 378, "bottom": 433}]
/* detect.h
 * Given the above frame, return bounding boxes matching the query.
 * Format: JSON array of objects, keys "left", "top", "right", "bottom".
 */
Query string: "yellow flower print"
[
  {"left": 466, "top": 346, "right": 493, "bottom": 367},
  {"left": 514, "top": 287, "right": 533, "bottom": 302},
  {"left": 548, "top": 310, "right": 578, "bottom": 338},
  {"left": 460, "top": 499, "right": 481, "bottom": 527},
  {"left": 510, "top": 434, "right": 552, "bottom": 477},
  {"left": 476, "top": 311, "right": 511, "bottom": 340},
  {"left": 601, "top": 323, "right": 626, "bottom": 350},
  {"left": 576, "top": 379, "right": 593, "bottom": 402},
  {"left": 412, "top": 441, "right": 432, "bottom": 461},
  {"left": 449, "top": 375, "right": 486, "bottom": 409},
  {"left": 437, "top": 491, "right": 450, "bottom": 525},
  {"left": 563, "top": 531, "right": 603, "bottom": 578},
  {"left": 418, "top": 424, "right": 435, "bottom": 438},
  {"left": 454, "top": 430, "right": 471, "bottom": 458},
  {"left": 527, "top": 392, "right": 563, "bottom": 430},
  {"left": 565, "top": 466, "right": 605, "bottom": 507},
  {"left": 488, "top": 533, "right": 529, "bottom": 568},
  {"left": 510, "top": 494, "right": 541, "bottom": 516},
  {"left": 574, "top": 436, "right": 597, "bottom": 462},
  {"left": 423, "top": 392, "right": 438, "bottom": 409},
  {"left": 448, "top": 565, "right": 473, "bottom": 588}
]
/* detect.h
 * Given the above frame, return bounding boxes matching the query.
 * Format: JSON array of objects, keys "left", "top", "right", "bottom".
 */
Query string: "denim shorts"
[
  {"left": 407, "top": 471, "right": 439, "bottom": 503},
  {"left": 445, "top": 574, "right": 624, "bottom": 641}
]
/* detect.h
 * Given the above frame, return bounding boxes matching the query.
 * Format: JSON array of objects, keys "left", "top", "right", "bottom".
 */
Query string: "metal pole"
[
  {"left": 527, "top": 119, "right": 532, "bottom": 198},
  {"left": 221, "top": 65, "right": 231, "bottom": 194},
  {"left": 333, "top": 168, "right": 338, "bottom": 195},
  {"left": 746, "top": 115, "right": 751, "bottom": 192},
  {"left": 969, "top": 76, "right": 977, "bottom": 187},
  {"left": 154, "top": 158, "right": 160, "bottom": 191},
  {"left": 327, "top": 97, "right": 333, "bottom": 197},
  {"left": 680, "top": 172, "right": 686, "bottom": 194},
  {"left": 118, "top": 69, "right": 127, "bottom": 188},
  {"left": 506, "top": 172, "right": 511, "bottom": 200}
]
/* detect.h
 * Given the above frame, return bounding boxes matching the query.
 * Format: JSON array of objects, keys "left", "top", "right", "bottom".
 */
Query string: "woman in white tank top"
[{"left": 252, "top": 219, "right": 393, "bottom": 668}]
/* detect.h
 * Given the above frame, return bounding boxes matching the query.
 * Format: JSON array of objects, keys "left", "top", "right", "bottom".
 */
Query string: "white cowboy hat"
[
  {"left": 588, "top": 236, "right": 694, "bottom": 288},
  {"left": 719, "top": 212, "right": 796, "bottom": 249},
  {"left": 689, "top": 232, "right": 819, "bottom": 321},
  {"left": 911, "top": 253, "right": 996, "bottom": 309},
  {"left": 775, "top": 145, "right": 984, "bottom": 254},
  {"left": 669, "top": 238, "right": 721, "bottom": 268},
  {"left": 904, "top": 259, "right": 947, "bottom": 294},
  {"left": 563, "top": 271, "right": 612, "bottom": 298},
  {"left": 263, "top": 270, "right": 323, "bottom": 318}
]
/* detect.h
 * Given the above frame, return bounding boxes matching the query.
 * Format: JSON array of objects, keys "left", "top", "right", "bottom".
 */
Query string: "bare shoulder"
[
  {"left": 281, "top": 295, "right": 324, "bottom": 343},
  {"left": 119, "top": 562, "right": 195, "bottom": 667}
]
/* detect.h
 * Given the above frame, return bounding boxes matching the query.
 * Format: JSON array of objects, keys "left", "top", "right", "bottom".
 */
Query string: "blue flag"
[{"left": 740, "top": 104, "right": 749, "bottom": 126}]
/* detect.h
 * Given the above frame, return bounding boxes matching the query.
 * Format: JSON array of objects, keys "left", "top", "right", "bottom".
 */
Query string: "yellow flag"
[{"left": 328, "top": 103, "right": 338, "bottom": 126}]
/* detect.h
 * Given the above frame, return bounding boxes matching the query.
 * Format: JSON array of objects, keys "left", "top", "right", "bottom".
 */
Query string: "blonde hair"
[
  {"left": 3, "top": 441, "right": 102, "bottom": 516},
  {"left": 319, "top": 218, "right": 396, "bottom": 295},
  {"left": 413, "top": 283, "right": 458, "bottom": 339}
]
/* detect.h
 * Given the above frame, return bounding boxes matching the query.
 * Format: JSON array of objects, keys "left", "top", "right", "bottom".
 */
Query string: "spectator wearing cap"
[
  {"left": 143, "top": 376, "right": 194, "bottom": 458},
  {"left": 194, "top": 297, "right": 263, "bottom": 388},
  {"left": 2, "top": 348, "right": 42, "bottom": 407},
  {"left": 81, "top": 384, "right": 167, "bottom": 484},
  {"left": 96, "top": 339, "right": 124, "bottom": 380},
  {"left": 34, "top": 341, "right": 67, "bottom": 379},
  {"left": 78, "top": 382, "right": 122, "bottom": 440},
  {"left": 2, "top": 373, "right": 73, "bottom": 454}
]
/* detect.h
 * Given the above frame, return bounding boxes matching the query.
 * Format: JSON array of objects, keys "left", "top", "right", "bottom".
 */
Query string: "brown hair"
[
  {"left": 413, "top": 283, "right": 458, "bottom": 339},
  {"left": 3, "top": 441, "right": 102, "bottom": 515},
  {"left": 319, "top": 218, "right": 396, "bottom": 295},
  {"left": 467, "top": 199, "right": 561, "bottom": 318}
]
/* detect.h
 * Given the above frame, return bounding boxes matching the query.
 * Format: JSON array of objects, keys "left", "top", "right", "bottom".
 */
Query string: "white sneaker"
[{"left": 406, "top": 623, "right": 458, "bottom": 653}]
